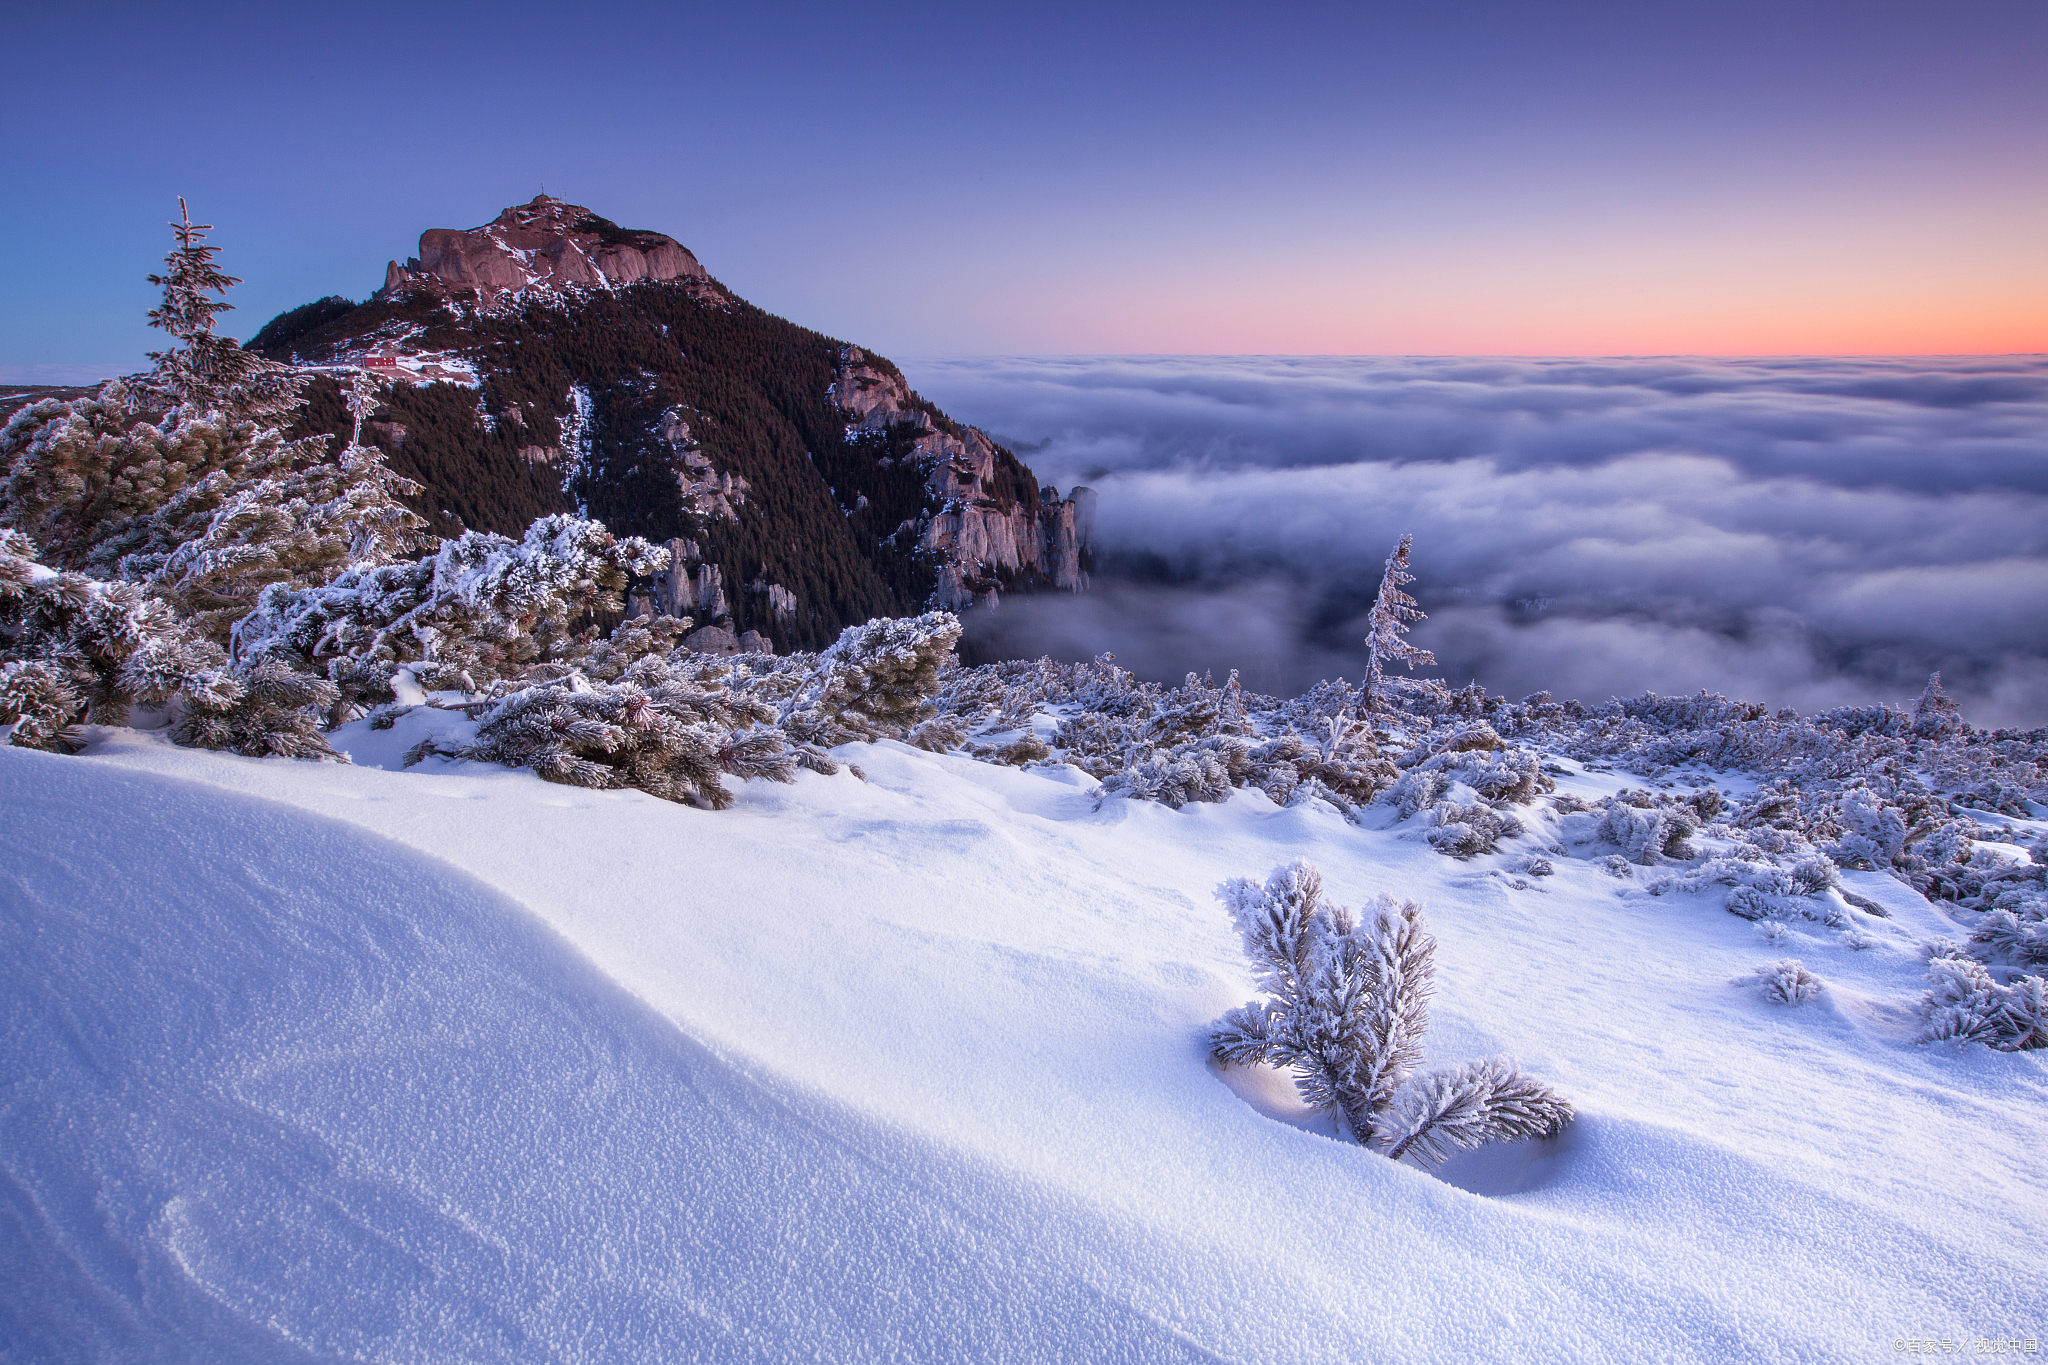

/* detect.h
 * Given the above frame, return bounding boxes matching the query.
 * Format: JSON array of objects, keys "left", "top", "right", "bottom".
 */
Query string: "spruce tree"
[{"left": 1360, "top": 534, "right": 1438, "bottom": 713}]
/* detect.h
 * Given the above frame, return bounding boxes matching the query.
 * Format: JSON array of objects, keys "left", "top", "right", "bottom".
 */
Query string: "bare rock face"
[
  {"left": 379, "top": 195, "right": 710, "bottom": 308},
  {"left": 683, "top": 625, "right": 741, "bottom": 657},
  {"left": 834, "top": 348, "right": 1092, "bottom": 609}
]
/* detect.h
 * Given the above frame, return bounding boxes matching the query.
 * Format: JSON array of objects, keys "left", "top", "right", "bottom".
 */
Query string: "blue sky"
[{"left": 4, "top": 0, "right": 2043, "bottom": 377}]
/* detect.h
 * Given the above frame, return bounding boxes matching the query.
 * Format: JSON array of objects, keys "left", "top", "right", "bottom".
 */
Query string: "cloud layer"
[{"left": 908, "top": 356, "right": 2048, "bottom": 728}]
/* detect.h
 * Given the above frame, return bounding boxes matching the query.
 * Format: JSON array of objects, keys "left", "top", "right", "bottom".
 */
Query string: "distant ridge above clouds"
[{"left": 912, "top": 355, "right": 2048, "bottom": 728}]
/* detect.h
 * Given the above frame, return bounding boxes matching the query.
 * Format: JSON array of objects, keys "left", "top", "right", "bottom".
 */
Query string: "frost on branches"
[
  {"left": 420, "top": 656, "right": 841, "bottom": 810},
  {"left": 1209, "top": 860, "right": 1573, "bottom": 1164},
  {"left": 0, "top": 529, "right": 346, "bottom": 759},
  {"left": 1918, "top": 952, "right": 2047, "bottom": 1051},
  {"left": 0, "top": 529, "right": 229, "bottom": 752},
  {"left": 238, "top": 514, "right": 671, "bottom": 707},
  {"left": 1359, "top": 534, "right": 1445, "bottom": 715},
  {"left": 781, "top": 612, "right": 964, "bottom": 746},
  {"left": 0, "top": 203, "right": 425, "bottom": 641}
]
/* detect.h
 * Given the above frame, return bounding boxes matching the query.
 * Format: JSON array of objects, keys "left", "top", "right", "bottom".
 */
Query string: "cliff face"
[
  {"left": 835, "top": 348, "right": 1090, "bottom": 609},
  {"left": 379, "top": 196, "right": 711, "bottom": 307},
  {"left": 251, "top": 198, "right": 1088, "bottom": 650}
]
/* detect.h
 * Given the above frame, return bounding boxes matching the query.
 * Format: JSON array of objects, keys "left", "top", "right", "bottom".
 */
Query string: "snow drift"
[{"left": 5, "top": 725, "right": 2044, "bottom": 1360}]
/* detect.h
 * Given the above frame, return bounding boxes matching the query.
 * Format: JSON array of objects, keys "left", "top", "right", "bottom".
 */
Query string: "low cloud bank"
[{"left": 912, "top": 356, "right": 2048, "bottom": 728}]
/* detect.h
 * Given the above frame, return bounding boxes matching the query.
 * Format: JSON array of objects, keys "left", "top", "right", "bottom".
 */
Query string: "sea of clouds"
[{"left": 906, "top": 355, "right": 2048, "bottom": 729}]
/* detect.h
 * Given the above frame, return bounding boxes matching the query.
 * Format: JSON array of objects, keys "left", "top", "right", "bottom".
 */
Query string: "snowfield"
[{"left": 4, "top": 719, "right": 2044, "bottom": 1362}]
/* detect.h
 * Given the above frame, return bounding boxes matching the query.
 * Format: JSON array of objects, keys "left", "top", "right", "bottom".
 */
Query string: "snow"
[{"left": 4, "top": 723, "right": 2045, "bottom": 1360}]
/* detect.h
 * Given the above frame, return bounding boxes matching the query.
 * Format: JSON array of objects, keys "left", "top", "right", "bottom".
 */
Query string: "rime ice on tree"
[
  {"left": 1360, "top": 534, "right": 1440, "bottom": 714},
  {"left": 1209, "top": 859, "right": 1573, "bottom": 1163}
]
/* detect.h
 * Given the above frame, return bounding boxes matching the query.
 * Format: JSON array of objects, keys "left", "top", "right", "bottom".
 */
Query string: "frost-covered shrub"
[
  {"left": 1828, "top": 787, "right": 1907, "bottom": 870},
  {"left": 1209, "top": 860, "right": 1572, "bottom": 1162},
  {"left": 1425, "top": 801, "right": 1522, "bottom": 858},
  {"left": 1601, "top": 855, "right": 1634, "bottom": 879},
  {"left": 1388, "top": 745, "right": 1550, "bottom": 820},
  {"left": 0, "top": 529, "right": 235, "bottom": 751},
  {"left": 1969, "top": 910, "right": 2048, "bottom": 968},
  {"left": 427, "top": 656, "right": 839, "bottom": 808},
  {"left": 1755, "top": 958, "right": 1822, "bottom": 1004},
  {"left": 908, "top": 714, "right": 974, "bottom": 754},
  {"left": 170, "top": 655, "right": 343, "bottom": 761},
  {"left": 1101, "top": 729, "right": 1396, "bottom": 813},
  {"left": 238, "top": 514, "right": 668, "bottom": 707},
  {"left": 1102, "top": 735, "right": 1250, "bottom": 809},
  {"left": 782, "top": 611, "right": 962, "bottom": 746},
  {"left": 1917, "top": 957, "right": 2048, "bottom": 1050},
  {"left": 1729, "top": 887, "right": 1791, "bottom": 922},
  {"left": 1597, "top": 795, "right": 1701, "bottom": 865},
  {"left": 1787, "top": 854, "right": 1840, "bottom": 897}
]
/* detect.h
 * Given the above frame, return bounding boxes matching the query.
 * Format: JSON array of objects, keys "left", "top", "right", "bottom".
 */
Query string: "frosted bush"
[
  {"left": 171, "top": 655, "right": 344, "bottom": 761},
  {"left": 1389, "top": 745, "right": 1550, "bottom": 819},
  {"left": 421, "top": 656, "right": 838, "bottom": 808},
  {"left": 1756, "top": 959, "right": 1822, "bottom": 1004},
  {"left": 0, "top": 529, "right": 237, "bottom": 752},
  {"left": 1597, "top": 794, "right": 1701, "bottom": 865},
  {"left": 1829, "top": 787, "right": 1907, "bottom": 870},
  {"left": 239, "top": 514, "right": 667, "bottom": 707},
  {"left": 1917, "top": 957, "right": 2048, "bottom": 1050},
  {"left": 1969, "top": 910, "right": 2048, "bottom": 968},
  {"left": 782, "top": 611, "right": 962, "bottom": 746},
  {"left": 1425, "top": 801, "right": 1522, "bottom": 858},
  {"left": 1209, "top": 860, "right": 1572, "bottom": 1163}
]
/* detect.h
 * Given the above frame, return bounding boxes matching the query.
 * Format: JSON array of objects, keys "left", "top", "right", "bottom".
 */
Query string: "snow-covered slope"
[{"left": 5, "top": 727, "right": 2044, "bottom": 1361}]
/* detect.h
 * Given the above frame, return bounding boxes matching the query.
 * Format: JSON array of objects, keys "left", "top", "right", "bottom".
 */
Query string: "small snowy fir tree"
[
  {"left": 342, "top": 368, "right": 384, "bottom": 454},
  {"left": 1209, "top": 859, "right": 1572, "bottom": 1163},
  {"left": 1359, "top": 534, "right": 1442, "bottom": 714},
  {"left": 1909, "top": 672, "right": 1964, "bottom": 741}
]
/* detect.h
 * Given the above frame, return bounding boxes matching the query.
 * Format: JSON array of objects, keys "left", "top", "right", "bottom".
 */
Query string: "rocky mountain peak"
[{"left": 379, "top": 194, "right": 710, "bottom": 308}]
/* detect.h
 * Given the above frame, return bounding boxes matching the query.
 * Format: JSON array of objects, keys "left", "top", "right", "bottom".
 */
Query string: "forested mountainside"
[{"left": 248, "top": 196, "right": 1090, "bottom": 652}]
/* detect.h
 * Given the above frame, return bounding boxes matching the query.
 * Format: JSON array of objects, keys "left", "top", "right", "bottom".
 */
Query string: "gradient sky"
[{"left": 4, "top": 0, "right": 2043, "bottom": 378}]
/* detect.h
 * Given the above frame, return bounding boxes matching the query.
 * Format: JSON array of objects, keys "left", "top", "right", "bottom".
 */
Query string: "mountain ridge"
[{"left": 249, "top": 195, "right": 1090, "bottom": 653}]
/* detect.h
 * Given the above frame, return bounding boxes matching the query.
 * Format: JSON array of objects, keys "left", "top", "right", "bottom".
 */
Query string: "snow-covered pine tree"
[
  {"left": 1360, "top": 534, "right": 1442, "bottom": 713},
  {"left": 1910, "top": 672, "right": 1964, "bottom": 741},
  {"left": 1210, "top": 859, "right": 1572, "bottom": 1163},
  {"left": 781, "top": 611, "right": 963, "bottom": 745},
  {"left": 431, "top": 654, "right": 837, "bottom": 808},
  {"left": 139, "top": 199, "right": 278, "bottom": 416},
  {"left": 237, "top": 514, "right": 670, "bottom": 710},
  {"left": 0, "top": 203, "right": 426, "bottom": 642}
]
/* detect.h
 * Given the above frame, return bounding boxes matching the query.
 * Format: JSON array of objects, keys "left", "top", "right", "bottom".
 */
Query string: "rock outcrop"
[
  {"left": 379, "top": 196, "right": 710, "bottom": 308},
  {"left": 835, "top": 348, "right": 1091, "bottom": 609}
]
